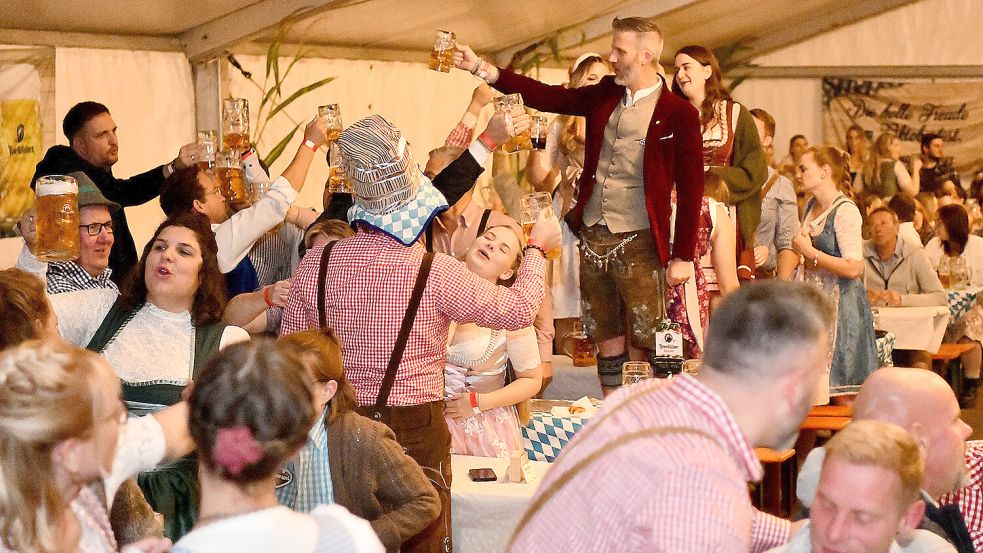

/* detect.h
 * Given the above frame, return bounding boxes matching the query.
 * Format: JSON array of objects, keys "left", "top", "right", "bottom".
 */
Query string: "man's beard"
[{"left": 614, "top": 64, "right": 636, "bottom": 87}]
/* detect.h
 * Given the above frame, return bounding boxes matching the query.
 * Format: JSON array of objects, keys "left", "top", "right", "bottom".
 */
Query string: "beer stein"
[
  {"left": 530, "top": 115, "right": 549, "bottom": 151},
  {"left": 326, "top": 142, "right": 352, "bottom": 194},
  {"left": 495, "top": 94, "right": 532, "bottom": 153},
  {"left": 951, "top": 256, "right": 970, "bottom": 290},
  {"left": 429, "top": 30, "right": 456, "bottom": 73},
  {"left": 938, "top": 257, "right": 953, "bottom": 289},
  {"left": 34, "top": 175, "right": 80, "bottom": 262},
  {"left": 622, "top": 361, "right": 652, "bottom": 387},
  {"left": 682, "top": 359, "right": 702, "bottom": 376},
  {"left": 215, "top": 150, "right": 248, "bottom": 203},
  {"left": 561, "top": 320, "right": 597, "bottom": 367},
  {"left": 196, "top": 130, "right": 217, "bottom": 170},
  {"left": 222, "top": 98, "right": 250, "bottom": 152},
  {"left": 318, "top": 104, "right": 343, "bottom": 143},
  {"left": 520, "top": 191, "right": 560, "bottom": 260}
]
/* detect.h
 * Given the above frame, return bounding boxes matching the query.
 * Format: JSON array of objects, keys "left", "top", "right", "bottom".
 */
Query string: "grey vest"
[{"left": 582, "top": 89, "right": 660, "bottom": 233}]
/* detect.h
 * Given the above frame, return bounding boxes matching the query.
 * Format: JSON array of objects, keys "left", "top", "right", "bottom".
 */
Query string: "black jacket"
[{"left": 33, "top": 146, "right": 166, "bottom": 285}]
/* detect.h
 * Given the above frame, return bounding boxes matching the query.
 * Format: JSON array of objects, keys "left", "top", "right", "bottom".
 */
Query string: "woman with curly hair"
[{"left": 49, "top": 212, "right": 249, "bottom": 539}]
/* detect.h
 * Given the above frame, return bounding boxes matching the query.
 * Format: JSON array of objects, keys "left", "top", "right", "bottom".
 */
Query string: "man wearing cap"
[
  {"left": 16, "top": 171, "right": 122, "bottom": 294},
  {"left": 453, "top": 16, "right": 704, "bottom": 391},
  {"left": 281, "top": 114, "right": 561, "bottom": 553},
  {"left": 32, "top": 101, "right": 197, "bottom": 285}
]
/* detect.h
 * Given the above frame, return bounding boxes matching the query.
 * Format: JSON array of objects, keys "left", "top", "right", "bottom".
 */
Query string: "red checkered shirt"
[
  {"left": 279, "top": 229, "right": 547, "bottom": 406},
  {"left": 509, "top": 374, "right": 776, "bottom": 553},
  {"left": 940, "top": 440, "right": 983, "bottom": 551},
  {"left": 443, "top": 121, "right": 475, "bottom": 149}
]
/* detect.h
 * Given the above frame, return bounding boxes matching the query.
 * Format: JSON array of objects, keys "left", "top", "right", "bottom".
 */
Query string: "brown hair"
[
  {"left": 807, "top": 145, "right": 854, "bottom": 198},
  {"left": 703, "top": 171, "right": 731, "bottom": 205},
  {"left": 278, "top": 329, "right": 358, "bottom": 421},
  {"left": 159, "top": 165, "right": 207, "bottom": 218},
  {"left": 555, "top": 56, "right": 607, "bottom": 158},
  {"left": 0, "top": 341, "right": 104, "bottom": 552},
  {"left": 845, "top": 124, "right": 869, "bottom": 155},
  {"left": 189, "top": 339, "right": 315, "bottom": 485},
  {"left": 749, "top": 108, "right": 776, "bottom": 139},
  {"left": 303, "top": 218, "right": 356, "bottom": 249},
  {"left": 824, "top": 420, "right": 924, "bottom": 505},
  {"left": 937, "top": 204, "right": 970, "bottom": 256},
  {"left": 0, "top": 269, "right": 50, "bottom": 350},
  {"left": 671, "top": 45, "right": 732, "bottom": 129},
  {"left": 119, "top": 212, "right": 227, "bottom": 326},
  {"left": 611, "top": 16, "right": 662, "bottom": 36}
]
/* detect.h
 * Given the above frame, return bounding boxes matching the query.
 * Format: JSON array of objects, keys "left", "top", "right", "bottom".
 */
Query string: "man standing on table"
[
  {"left": 453, "top": 16, "right": 704, "bottom": 392},
  {"left": 32, "top": 101, "right": 196, "bottom": 284},
  {"left": 280, "top": 114, "right": 561, "bottom": 553},
  {"left": 507, "top": 281, "right": 833, "bottom": 552}
]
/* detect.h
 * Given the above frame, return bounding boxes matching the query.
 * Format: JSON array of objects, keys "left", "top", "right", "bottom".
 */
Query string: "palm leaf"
[
  {"left": 267, "top": 77, "right": 334, "bottom": 119},
  {"left": 262, "top": 123, "right": 303, "bottom": 168}
]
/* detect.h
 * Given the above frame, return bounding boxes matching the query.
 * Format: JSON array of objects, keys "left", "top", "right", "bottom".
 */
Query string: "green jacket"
[{"left": 709, "top": 104, "right": 768, "bottom": 245}]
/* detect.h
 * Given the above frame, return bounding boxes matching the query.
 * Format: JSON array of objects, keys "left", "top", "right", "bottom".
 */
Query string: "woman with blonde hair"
[
  {"left": 0, "top": 340, "right": 193, "bottom": 553},
  {"left": 844, "top": 125, "right": 869, "bottom": 183},
  {"left": 856, "top": 131, "right": 920, "bottom": 199}
]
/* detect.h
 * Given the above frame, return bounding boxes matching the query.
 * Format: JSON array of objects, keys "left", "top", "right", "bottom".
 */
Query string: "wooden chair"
[
  {"left": 932, "top": 343, "right": 976, "bottom": 396},
  {"left": 752, "top": 448, "right": 797, "bottom": 518}
]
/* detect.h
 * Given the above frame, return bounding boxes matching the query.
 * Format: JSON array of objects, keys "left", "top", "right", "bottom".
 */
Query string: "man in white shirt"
[{"left": 889, "top": 194, "right": 924, "bottom": 248}]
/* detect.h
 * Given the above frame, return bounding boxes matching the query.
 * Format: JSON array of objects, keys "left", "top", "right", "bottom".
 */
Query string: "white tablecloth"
[
  {"left": 876, "top": 306, "right": 950, "bottom": 352},
  {"left": 451, "top": 454, "right": 552, "bottom": 553}
]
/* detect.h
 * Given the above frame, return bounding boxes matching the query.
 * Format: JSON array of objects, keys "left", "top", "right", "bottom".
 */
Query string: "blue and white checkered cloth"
[{"left": 521, "top": 412, "right": 589, "bottom": 463}]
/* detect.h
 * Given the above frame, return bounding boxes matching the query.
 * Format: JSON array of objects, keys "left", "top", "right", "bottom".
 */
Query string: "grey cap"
[{"left": 68, "top": 171, "right": 121, "bottom": 212}]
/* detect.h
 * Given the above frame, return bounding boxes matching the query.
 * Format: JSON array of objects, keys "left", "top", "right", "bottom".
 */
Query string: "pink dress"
[{"left": 444, "top": 324, "right": 541, "bottom": 458}]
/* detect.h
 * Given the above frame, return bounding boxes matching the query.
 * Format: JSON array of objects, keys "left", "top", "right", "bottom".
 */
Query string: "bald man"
[{"left": 790, "top": 369, "right": 976, "bottom": 553}]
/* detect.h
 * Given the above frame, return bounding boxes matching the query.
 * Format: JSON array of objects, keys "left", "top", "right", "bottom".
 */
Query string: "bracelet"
[
  {"left": 470, "top": 59, "right": 490, "bottom": 81},
  {"left": 812, "top": 252, "right": 820, "bottom": 268},
  {"left": 303, "top": 138, "right": 318, "bottom": 152},
  {"left": 262, "top": 286, "right": 275, "bottom": 307},
  {"left": 469, "top": 391, "right": 481, "bottom": 415},
  {"left": 476, "top": 132, "right": 497, "bottom": 152},
  {"left": 470, "top": 57, "right": 484, "bottom": 75},
  {"left": 165, "top": 162, "right": 176, "bottom": 177},
  {"left": 524, "top": 243, "right": 547, "bottom": 258}
]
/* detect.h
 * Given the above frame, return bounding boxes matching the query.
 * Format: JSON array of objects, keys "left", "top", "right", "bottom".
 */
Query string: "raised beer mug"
[
  {"left": 318, "top": 104, "right": 343, "bottom": 143},
  {"left": 520, "top": 191, "right": 560, "bottom": 260},
  {"left": 34, "top": 175, "right": 81, "bottom": 262},
  {"left": 530, "top": 115, "right": 549, "bottom": 151},
  {"left": 495, "top": 94, "right": 531, "bottom": 153},
  {"left": 215, "top": 150, "right": 248, "bottom": 204},
  {"left": 196, "top": 130, "right": 217, "bottom": 170},
  {"left": 326, "top": 142, "right": 352, "bottom": 194},
  {"left": 222, "top": 98, "right": 250, "bottom": 152},
  {"left": 429, "top": 30, "right": 456, "bottom": 73}
]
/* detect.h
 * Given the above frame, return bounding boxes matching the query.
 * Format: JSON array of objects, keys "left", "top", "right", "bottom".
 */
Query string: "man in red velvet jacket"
[{"left": 454, "top": 17, "right": 704, "bottom": 392}]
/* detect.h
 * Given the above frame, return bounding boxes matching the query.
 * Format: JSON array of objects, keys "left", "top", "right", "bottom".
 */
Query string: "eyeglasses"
[{"left": 79, "top": 221, "right": 114, "bottom": 236}]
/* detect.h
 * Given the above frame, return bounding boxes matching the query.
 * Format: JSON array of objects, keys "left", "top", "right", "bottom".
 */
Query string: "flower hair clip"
[{"left": 213, "top": 426, "right": 264, "bottom": 476}]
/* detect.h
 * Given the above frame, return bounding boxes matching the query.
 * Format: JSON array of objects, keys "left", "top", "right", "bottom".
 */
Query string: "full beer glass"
[
  {"left": 222, "top": 98, "right": 250, "bottom": 152},
  {"left": 197, "top": 130, "right": 217, "bottom": 170},
  {"left": 326, "top": 142, "right": 352, "bottom": 194},
  {"left": 520, "top": 191, "right": 560, "bottom": 260},
  {"left": 429, "top": 30, "right": 456, "bottom": 72},
  {"left": 215, "top": 150, "right": 248, "bottom": 203},
  {"left": 318, "top": 104, "right": 343, "bottom": 143},
  {"left": 34, "top": 175, "right": 80, "bottom": 262},
  {"left": 496, "top": 94, "right": 531, "bottom": 153},
  {"left": 530, "top": 115, "right": 549, "bottom": 150},
  {"left": 622, "top": 361, "right": 652, "bottom": 387}
]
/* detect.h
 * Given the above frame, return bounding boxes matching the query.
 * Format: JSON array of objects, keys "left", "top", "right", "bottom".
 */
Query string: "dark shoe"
[{"left": 960, "top": 378, "right": 980, "bottom": 409}]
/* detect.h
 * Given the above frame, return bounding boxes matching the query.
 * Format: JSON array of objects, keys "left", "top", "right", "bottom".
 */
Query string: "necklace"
[{"left": 194, "top": 504, "right": 279, "bottom": 529}]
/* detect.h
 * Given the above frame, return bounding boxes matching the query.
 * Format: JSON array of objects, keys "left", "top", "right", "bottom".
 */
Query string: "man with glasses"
[{"left": 16, "top": 171, "right": 123, "bottom": 294}]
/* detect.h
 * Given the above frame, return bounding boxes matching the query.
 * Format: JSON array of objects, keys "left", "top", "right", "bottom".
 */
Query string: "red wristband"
[
  {"left": 477, "top": 133, "right": 497, "bottom": 152},
  {"left": 263, "top": 286, "right": 275, "bottom": 307},
  {"left": 303, "top": 138, "right": 318, "bottom": 152},
  {"left": 469, "top": 391, "right": 481, "bottom": 415}
]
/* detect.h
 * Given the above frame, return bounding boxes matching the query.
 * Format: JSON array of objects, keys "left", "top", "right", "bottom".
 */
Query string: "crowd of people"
[{"left": 2, "top": 13, "right": 983, "bottom": 553}]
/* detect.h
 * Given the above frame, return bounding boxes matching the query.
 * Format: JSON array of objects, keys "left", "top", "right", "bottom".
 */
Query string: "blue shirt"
[{"left": 275, "top": 410, "right": 333, "bottom": 512}]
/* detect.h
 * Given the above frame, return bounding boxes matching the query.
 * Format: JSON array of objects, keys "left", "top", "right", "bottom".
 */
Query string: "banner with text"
[
  {"left": 0, "top": 47, "right": 55, "bottom": 235},
  {"left": 822, "top": 78, "right": 983, "bottom": 179}
]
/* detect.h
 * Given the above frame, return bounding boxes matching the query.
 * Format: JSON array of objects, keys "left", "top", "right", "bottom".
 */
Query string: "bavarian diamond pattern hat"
[{"left": 339, "top": 115, "right": 448, "bottom": 245}]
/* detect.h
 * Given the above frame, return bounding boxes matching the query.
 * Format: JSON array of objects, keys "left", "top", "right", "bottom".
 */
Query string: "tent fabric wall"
[
  {"left": 55, "top": 48, "right": 195, "bottom": 254},
  {"left": 734, "top": 0, "right": 981, "bottom": 159},
  {"left": 226, "top": 56, "right": 567, "bottom": 212}
]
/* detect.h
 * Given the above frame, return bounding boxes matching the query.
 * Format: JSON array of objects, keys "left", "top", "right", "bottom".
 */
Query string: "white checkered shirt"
[
  {"left": 510, "top": 374, "right": 775, "bottom": 553},
  {"left": 280, "top": 229, "right": 546, "bottom": 406},
  {"left": 46, "top": 261, "right": 118, "bottom": 295},
  {"left": 940, "top": 440, "right": 983, "bottom": 551}
]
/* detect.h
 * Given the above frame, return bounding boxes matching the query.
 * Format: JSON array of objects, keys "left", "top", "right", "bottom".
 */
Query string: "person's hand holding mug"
[
  {"left": 528, "top": 209, "right": 562, "bottom": 255},
  {"left": 481, "top": 111, "right": 530, "bottom": 151},
  {"left": 174, "top": 142, "right": 199, "bottom": 170},
  {"left": 452, "top": 43, "right": 499, "bottom": 83},
  {"left": 304, "top": 116, "right": 329, "bottom": 149}
]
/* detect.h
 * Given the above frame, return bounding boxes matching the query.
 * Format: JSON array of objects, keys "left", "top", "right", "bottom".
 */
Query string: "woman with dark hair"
[
  {"left": 792, "top": 145, "right": 878, "bottom": 401},
  {"left": 845, "top": 125, "right": 869, "bottom": 183},
  {"left": 0, "top": 267, "right": 58, "bottom": 349},
  {"left": 926, "top": 204, "right": 983, "bottom": 286},
  {"left": 49, "top": 212, "right": 249, "bottom": 539},
  {"left": 856, "top": 131, "right": 919, "bottom": 199},
  {"left": 173, "top": 339, "right": 382, "bottom": 552},
  {"left": 277, "top": 330, "right": 439, "bottom": 552},
  {"left": 672, "top": 44, "right": 767, "bottom": 277}
]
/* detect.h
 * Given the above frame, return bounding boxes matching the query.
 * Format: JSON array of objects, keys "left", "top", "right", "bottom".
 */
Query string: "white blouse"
[
  {"left": 803, "top": 197, "right": 864, "bottom": 261},
  {"left": 925, "top": 234, "right": 983, "bottom": 287},
  {"left": 444, "top": 324, "right": 541, "bottom": 395},
  {"left": 50, "top": 289, "right": 249, "bottom": 384}
]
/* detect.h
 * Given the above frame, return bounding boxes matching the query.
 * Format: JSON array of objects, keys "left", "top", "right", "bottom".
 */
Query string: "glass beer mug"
[
  {"left": 34, "top": 175, "right": 81, "bottom": 262},
  {"left": 530, "top": 115, "right": 549, "bottom": 150},
  {"left": 622, "top": 361, "right": 652, "bottom": 387},
  {"left": 318, "top": 104, "right": 343, "bottom": 143},
  {"left": 495, "top": 94, "right": 532, "bottom": 153},
  {"left": 429, "top": 30, "right": 456, "bottom": 73},
  {"left": 950, "top": 256, "right": 970, "bottom": 290},
  {"left": 222, "top": 98, "right": 250, "bottom": 152},
  {"left": 561, "top": 320, "right": 597, "bottom": 367},
  {"left": 215, "top": 150, "right": 248, "bottom": 203},
  {"left": 196, "top": 130, "right": 217, "bottom": 170},
  {"left": 520, "top": 191, "right": 560, "bottom": 260},
  {"left": 326, "top": 142, "right": 352, "bottom": 194},
  {"left": 938, "top": 257, "right": 953, "bottom": 289}
]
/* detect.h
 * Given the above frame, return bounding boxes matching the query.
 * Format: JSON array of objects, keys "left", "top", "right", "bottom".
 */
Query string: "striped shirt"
[
  {"left": 509, "top": 374, "right": 772, "bottom": 552},
  {"left": 46, "top": 260, "right": 117, "bottom": 295},
  {"left": 279, "top": 229, "right": 546, "bottom": 406},
  {"left": 276, "top": 411, "right": 334, "bottom": 512},
  {"left": 940, "top": 440, "right": 983, "bottom": 551}
]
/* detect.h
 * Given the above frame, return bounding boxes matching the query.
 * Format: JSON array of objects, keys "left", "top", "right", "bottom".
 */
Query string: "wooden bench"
[
  {"left": 752, "top": 448, "right": 797, "bottom": 517},
  {"left": 800, "top": 404, "right": 852, "bottom": 432},
  {"left": 932, "top": 343, "right": 977, "bottom": 396}
]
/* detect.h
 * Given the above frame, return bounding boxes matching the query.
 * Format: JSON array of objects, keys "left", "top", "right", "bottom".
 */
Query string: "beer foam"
[{"left": 35, "top": 176, "right": 78, "bottom": 196}]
